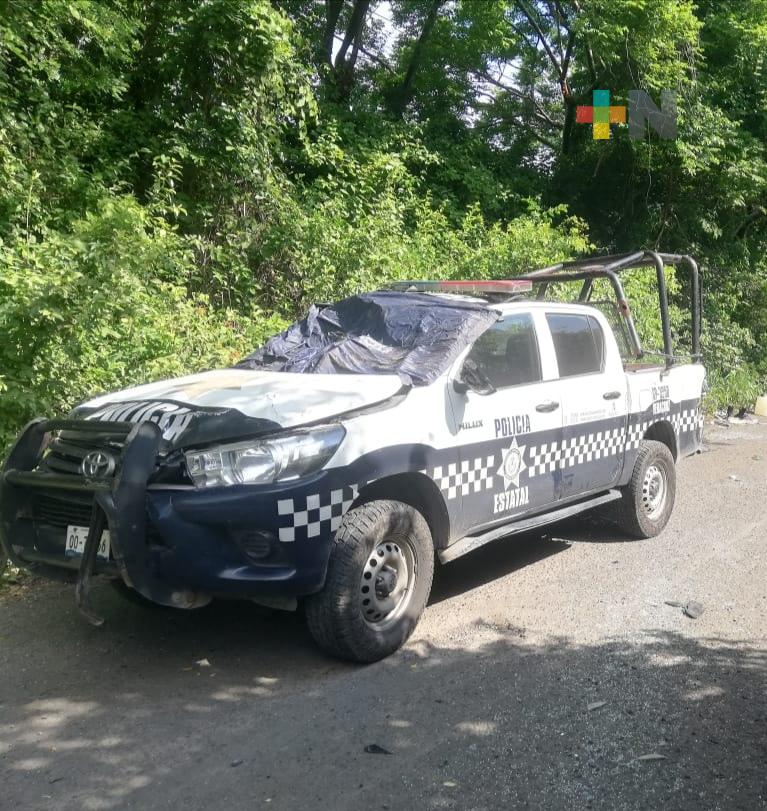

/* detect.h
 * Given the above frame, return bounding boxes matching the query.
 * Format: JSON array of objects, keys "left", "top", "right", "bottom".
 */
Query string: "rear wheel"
[
  {"left": 305, "top": 499, "right": 434, "bottom": 663},
  {"left": 617, "top": 439, "right": 676, "bottom": 538}
]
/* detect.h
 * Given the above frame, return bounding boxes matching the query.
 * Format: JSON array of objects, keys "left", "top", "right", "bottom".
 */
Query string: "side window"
[
  {"left": 588, "top": 315, "right": 605, "bottom": 369},
  {"left": 546, "top": 313, "right": 604, "bottom": 377},
  {"left": 462, "top": 313, "right": 541, "bottom": 389}
]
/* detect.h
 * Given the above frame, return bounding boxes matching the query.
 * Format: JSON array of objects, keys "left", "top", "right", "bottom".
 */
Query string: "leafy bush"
[
  {"left": 706, "top": 366, "right": 763, "bottom": 414},
  {"left": 265, "top": 183, "right": 591, "bottom": 314},
  {"left": 0, "top": 197, "right": 286, "bottom": 450}
]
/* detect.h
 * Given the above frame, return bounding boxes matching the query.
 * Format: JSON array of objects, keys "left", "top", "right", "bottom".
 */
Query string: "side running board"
[{"left": 438, "top": 490, "right": 622, "bottom": 564}]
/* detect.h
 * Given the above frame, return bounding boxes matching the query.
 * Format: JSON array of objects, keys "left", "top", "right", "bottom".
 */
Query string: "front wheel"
[
  {"left": 305, "top": 499, "right": 434, "bottom": 663},
  {"left": 617, "top": 440, "right": 676, "bottom": 538}
]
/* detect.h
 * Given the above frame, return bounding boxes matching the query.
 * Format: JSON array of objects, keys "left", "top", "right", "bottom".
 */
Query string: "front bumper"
[{"left": 0, "top": 419, "right": 333, "bottom": 607}]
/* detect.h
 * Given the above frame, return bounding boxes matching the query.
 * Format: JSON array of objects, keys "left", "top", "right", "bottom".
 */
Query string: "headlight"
[{"left": 184, "top": 424, "right": 346, "bottom": 488}]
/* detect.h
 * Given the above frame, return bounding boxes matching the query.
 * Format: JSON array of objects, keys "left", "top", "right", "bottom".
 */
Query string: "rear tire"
[
  {"left": 617, "top": 440, "right": 676, "bottom": 538},
  {"left": 305, "top": 499, "right": 434, "bottom": 663}
]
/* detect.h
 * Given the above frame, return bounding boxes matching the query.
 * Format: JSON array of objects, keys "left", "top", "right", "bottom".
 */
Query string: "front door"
[{"left": 447, "top": 311, "right": 563, "bottom": 536}]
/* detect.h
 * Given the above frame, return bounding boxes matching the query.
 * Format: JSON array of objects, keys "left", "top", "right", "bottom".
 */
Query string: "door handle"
[
  {"left": 535, "top": 400, "right": 560, "bottom": 413},
  {"left": 603, "top": 390, "right": 622, "bottom": 400}
]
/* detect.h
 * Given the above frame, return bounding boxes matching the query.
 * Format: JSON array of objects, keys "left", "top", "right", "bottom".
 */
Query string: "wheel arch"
[
  {"left": 354, "top": 473, "right": 450, "bottom": 550},
  {"left": 643, "top": 419, "right": 678, "bottom": 461}
]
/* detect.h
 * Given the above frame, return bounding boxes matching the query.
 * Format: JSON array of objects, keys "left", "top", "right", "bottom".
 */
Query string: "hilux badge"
[
  {"left": 81, "top": 450, "right": 116, "bottom": 479},
  {"left": 497, "top": 437, "right": 527, "bottom": 489}
]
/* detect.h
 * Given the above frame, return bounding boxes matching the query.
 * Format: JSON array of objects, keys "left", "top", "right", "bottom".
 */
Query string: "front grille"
[
  {"left": 33, "top": 492, "right": 93, "bottom": 528},
  {"left": 31, "top": 492, "right": 163, "bottom": 547},
  {"left": 39, "top": 427, "right": 128, "bottom": 477}
]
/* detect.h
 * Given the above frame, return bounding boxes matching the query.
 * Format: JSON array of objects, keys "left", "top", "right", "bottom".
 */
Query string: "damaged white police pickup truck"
[{"left": 0, "top": 252, "right": 705, "bottom": 662}]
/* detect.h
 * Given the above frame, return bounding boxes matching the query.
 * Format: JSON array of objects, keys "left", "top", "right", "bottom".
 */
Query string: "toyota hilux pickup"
[{"left": 0, "top": 252, "right": 705, "bottom": 662}]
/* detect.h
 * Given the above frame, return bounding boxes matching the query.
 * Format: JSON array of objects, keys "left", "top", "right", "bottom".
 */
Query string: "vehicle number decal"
[{"left": 652, "top": 384, "right": 671, "bottom": 415}]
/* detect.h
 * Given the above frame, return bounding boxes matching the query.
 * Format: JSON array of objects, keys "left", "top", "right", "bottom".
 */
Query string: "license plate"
[{"left": 65, "top": 525, "right": 111, "bottom": 560}]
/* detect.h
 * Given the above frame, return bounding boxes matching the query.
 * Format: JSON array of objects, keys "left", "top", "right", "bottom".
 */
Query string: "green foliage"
[
  {"left": 267, "top": 148, "right": 591, "bottom": 309},
  {"left": 706, "top": 366, "right": 763, "bottom": 414},
  {"left": 578, "top": 0, "right": 701, "bottom": 92},
  {"left": 0, "top": 197, "right": 286, "bottom": 449},
  {"left": 2, "top": 0, "right": 767, "bottom": 452}
]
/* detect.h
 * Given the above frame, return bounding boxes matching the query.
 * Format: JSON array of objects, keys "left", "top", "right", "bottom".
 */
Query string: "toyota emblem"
[{"left": 81, "top": 450, "right": 116, "bottom": 479}]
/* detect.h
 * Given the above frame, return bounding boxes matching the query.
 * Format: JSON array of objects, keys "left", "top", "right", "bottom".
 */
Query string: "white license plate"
[{"left": 65, "top": 525, "right": 111, "bottom": 560}]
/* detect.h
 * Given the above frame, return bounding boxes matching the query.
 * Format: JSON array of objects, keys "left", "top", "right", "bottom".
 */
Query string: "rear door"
[
  {"left": 447, "top": 311, "right": 563, "bottom": 534},
  {"left": 544, "top": 310, "right": 628, "bottom": 500}
]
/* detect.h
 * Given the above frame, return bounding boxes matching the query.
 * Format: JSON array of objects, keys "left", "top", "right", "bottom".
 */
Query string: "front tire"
[
  {"left": 305, "top": 499, "right": 434, "bottom": 663},
  {"left": 617, "top": 439, "right": 676, "bottom": 538}
]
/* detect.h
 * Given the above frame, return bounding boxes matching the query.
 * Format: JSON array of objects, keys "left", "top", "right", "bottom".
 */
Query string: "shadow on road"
[
  {"left": 430, "top": 531, "right": 572, "bottom": 604},
  {"left": 2, "top": 575, "right": 766, "bottom": 810},
  {"left": 431, "top": 511, "right": 637, "bottom": 606}
]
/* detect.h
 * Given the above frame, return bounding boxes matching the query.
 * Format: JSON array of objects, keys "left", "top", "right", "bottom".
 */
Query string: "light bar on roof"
[{"left": 389, "top": 279, "right": 533, "bottom": 295}]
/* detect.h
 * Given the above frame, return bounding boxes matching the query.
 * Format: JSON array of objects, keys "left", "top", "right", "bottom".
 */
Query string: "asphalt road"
[{"left": 2, "top": 422, "right": 766, "bottom": 810}]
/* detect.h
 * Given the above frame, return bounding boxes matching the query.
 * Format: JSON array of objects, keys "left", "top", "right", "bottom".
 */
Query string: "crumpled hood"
[{"left": 74, "top": 369, "right": 404, "bottom": 447}]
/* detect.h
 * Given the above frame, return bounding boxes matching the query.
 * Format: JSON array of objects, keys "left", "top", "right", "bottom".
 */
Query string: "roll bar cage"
[{"left": 516, "top": 251, "right": 701, "bottom": 368}]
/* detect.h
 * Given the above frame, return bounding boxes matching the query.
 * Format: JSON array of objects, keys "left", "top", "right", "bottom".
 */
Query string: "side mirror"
[{"left": 454, "top": 359, "right": 496, "bottom": 396}]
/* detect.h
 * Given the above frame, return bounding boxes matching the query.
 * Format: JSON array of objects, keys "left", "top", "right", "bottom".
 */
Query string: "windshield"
[{"left": 236, "top": 291, "right": 499, "bottom": 386}]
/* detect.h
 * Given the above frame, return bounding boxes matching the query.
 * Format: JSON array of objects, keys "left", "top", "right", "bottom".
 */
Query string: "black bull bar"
[{"left": 0, "top": 417, "right": 165, "bottom": 624}]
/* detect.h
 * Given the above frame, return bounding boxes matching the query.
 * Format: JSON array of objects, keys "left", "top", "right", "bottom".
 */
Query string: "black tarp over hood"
[{"left": 237, "top": 291, "right": 499, "bottom": 386}]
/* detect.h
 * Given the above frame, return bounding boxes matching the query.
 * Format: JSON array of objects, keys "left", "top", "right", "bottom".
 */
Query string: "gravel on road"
[{"left": 1, "top": 422, "right": 766, "bottom": 810}]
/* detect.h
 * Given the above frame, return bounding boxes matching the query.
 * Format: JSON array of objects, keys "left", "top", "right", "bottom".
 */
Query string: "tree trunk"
[
  {"left": 390, "top": 0, "right": 443, "bottom": 116},
  {"left": 322, "top": 0, "right": 343, "bottom": 67},
  {"left": 334, "top": 0, "right": 370, "bottom": 70},
  {"left": 562, "top": 95, "right": 576, "bottom": 154},
  {"left": 333, "top": 0, "right": 370, "bottom": 99}
]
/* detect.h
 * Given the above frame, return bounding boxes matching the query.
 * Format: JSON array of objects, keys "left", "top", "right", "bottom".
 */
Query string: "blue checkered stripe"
[
  {"left": 428, "top": 456, "right": 496, "bottom": 500},
  {"left": 528, "top": 427, "right": 625, "bottom": 477},
  {"left": 672, "top": 408, "right": 704, "bottom": 436},
  {"left": 626, "top": 419, "right": 649, "bottom": 451},
  {"left": 627, "top": 407, "right": 703, "bottom": 451},
  {"left": 530, "top": 407, "right": 703, "bottom": 476},
  {"left": 277, "top": 484, "right": 359, "bottom": 543}
]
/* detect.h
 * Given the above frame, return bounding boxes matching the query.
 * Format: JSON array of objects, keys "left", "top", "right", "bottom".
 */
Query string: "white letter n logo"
[{"left": 628, "top": 90, "right": 677, "bottom": 139}]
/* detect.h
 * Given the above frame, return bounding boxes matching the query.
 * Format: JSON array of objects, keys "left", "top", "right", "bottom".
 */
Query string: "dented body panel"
[{"left": 80, "top": 369, "right": 403, "bottom": 436}]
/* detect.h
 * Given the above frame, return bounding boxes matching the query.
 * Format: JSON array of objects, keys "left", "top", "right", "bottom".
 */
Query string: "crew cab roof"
[
  {"left": 493, "top": 300, "right": 605, "bottom": 315},
  {"left": 378, "top": 289, "right": 605, "bottom": 316}
]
